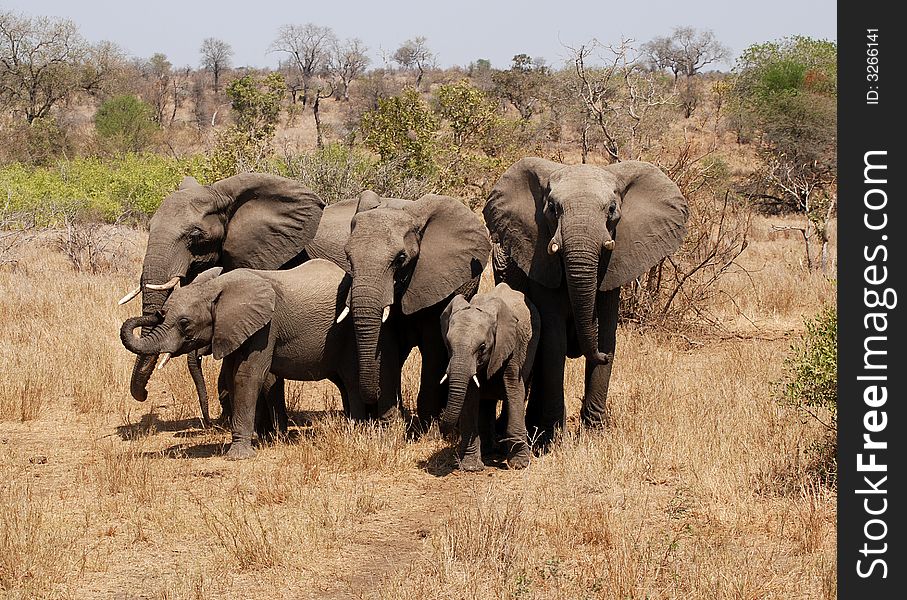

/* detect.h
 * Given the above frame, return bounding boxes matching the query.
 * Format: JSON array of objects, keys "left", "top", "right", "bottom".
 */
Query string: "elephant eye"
[
  {"left": 393, "top": 251, "right": 407, "bottom": 266},
  {"left": 479, "top": 343, "right": 486, "bottom": 353},
  {"left": 608, "top": 203, "right": 616, "bottom": 215},
  {"left": 178, "top": 317, "right": 190, "bottom": 331}
]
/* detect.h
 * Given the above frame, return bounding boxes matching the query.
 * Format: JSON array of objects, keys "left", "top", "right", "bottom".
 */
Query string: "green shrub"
[
  {"left": 779, "top": 304, "right": 837, "bottom": 485},
  {"left": 0, "top": 154, "right": 205, "bottom": 224},
  {"left": 781, "top": 305, "right": 837, "bottom": 416},
  {"left": 360, "top": 87, "right": 439, "bottom": 179},
  {"left": 94, "top": 95, "right": 158, "bottom": 153}
]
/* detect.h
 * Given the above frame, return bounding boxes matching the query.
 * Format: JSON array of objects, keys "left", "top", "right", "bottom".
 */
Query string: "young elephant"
[
  {"left": 120, "top": 259, "right": 399, "bottom": 459},
  {"left": 439, "top": 283, "right": 539, "bottom": 471}
]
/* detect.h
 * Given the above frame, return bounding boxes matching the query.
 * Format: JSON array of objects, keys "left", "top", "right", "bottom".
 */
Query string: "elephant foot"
[
  {"left": 507, "top": 447, "right": 531, "bottom": 470},
  {"left": 224, "top": 443, "right": 257, "bottom": 461},
  {"left": 528, "top": 426, "right": 555, "bottom": 453},
  {"left": 458, "top": 455, "right": 485, "bottom": 472},
  {"left": 579, "top": 411, "right": 610, "bottom": 430},
  {"left": 369, "top": 404, "right": 401, "bottom": 423}
]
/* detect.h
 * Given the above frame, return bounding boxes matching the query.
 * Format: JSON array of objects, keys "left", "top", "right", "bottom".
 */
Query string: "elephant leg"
[
  {"left": 457, "top": 387, "right": 484, "bottom": 472},
  {"left": 580, "top": 288, "right": 619, "bottom": 428},
  {"left": 217, "top": 362, "right": 233, "bottom": 426},
  {"left": 526, "top": 313, "right": 567, "bottom": 447},
  {"left": 415, "top": 324, "right": 447, "bottom": 429},
  {"left": 255, "top": 375, "right": 286, "bottom": 441},
  {"left": 478, "top": 397, "right": 496, "bottom": 457},
  {"left": 336, "top": 372, "right": 365, "bottom": 421},
  {"left": 371, "top": 325, "right": 401, "bottom": 422},
  {"left": 187, "top": 352, "right": 210, "bottom": 426},
  {"left": 225, "top": 370, "right": 261, "bottom": 460},
  {"left": 502, "top": 372, "right": 530, "bottom": 469}
]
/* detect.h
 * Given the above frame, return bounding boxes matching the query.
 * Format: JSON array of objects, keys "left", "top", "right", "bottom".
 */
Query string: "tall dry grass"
[{"left": 0, "top": 217, "right": 835, "bottom": 599}]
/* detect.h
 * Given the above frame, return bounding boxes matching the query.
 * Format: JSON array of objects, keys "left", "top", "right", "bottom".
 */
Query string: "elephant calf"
[
  {"left": 439, "top": 283, "right": 539, "bottom": 471},
  {"left": 120, "top": 259, "right": 399, "bottom": 460}
]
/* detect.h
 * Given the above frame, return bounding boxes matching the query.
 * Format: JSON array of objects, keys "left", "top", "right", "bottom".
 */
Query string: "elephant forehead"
[
  {"left": 451, "top": 307, "right": 494, "bottom": 330},
  {"left": 150, "top": 189, "right": 209, "bottom": 229},
  {"left": 350, "top": 210, "right": 416, "bottom": 242},
  {"left": 550, "top": 165, "right": 618, "bottom": 191}
]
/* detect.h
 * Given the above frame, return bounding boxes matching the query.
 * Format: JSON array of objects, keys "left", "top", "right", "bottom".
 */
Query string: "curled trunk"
[
  {"left": 129, "top": 265, "right": 174, "bottom": 401},
  {"left": 120, "top": 314, "right": 164, "bottom": 355}
]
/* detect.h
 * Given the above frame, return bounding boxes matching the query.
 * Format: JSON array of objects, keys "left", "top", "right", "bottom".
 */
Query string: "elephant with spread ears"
[
  {"left": 483, "top": 158, "right": 688, "bottom": 444},
  {"left": 339, "top": 190, "right": 491, "bottom": 428},
  {"left": 116, "top": 173, "right": 325, "bottom": 423}
]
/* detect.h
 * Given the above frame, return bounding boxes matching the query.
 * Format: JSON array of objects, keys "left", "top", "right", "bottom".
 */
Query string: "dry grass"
[{"left": 0, "top": 216, "right": 835, "bottom": 599}]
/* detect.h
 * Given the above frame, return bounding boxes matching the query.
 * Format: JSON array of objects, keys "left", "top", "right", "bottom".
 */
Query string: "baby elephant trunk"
[
  {"left": 120, "top": 314, "right": 164, "bottom": 356},
  {"left": 441, "top": 354, "right": 478, "bottom": 427}
]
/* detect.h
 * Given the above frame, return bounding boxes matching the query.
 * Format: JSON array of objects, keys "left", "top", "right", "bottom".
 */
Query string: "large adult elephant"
[
  {"left": 118, "top": 173, "right": 325, "bottom": 421},
  {"left": 483, "top": 158, "right": 688, "bottom": 442},
  {"left": 340, "top": 191, "right": 491, "bottom": 427}
]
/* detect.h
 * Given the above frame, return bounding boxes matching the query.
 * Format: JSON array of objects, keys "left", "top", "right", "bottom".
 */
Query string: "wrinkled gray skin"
[
  {"left": 439, "top": 283, "right": 539, "bottom": 471},
  {"left": 120, "top": 260, "right": 399, "bottom": 459},
  {"left": 484, "top": 159, "right": 688, "bottom": 443},
  {"left": 122, "top": 174, "right": 324, "bottom": 425},
  {"left": 341, "top": 191, "right": 491, "bottom": 428}
]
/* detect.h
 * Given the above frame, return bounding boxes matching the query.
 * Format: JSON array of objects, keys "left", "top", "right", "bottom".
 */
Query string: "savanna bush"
[
  {"left": 781, "top": 304, "right": 837, "bottom": 419},
  {"left": 94, "top": 95, "right": 158, "bottom": 153},
  {"left": 0, "top": 154, "right": 205, "bottom": 224},
  {"left": 780, "top": 304, "right": 837, "bottom": 484}
]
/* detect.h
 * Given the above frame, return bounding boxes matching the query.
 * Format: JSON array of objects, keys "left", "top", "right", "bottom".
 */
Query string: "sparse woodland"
[{"left": 1, "top": 12, "right": 836, "bottom": 599}]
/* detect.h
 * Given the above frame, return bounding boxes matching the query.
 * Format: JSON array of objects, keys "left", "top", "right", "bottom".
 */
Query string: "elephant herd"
[{"left": 117, "top": 158, "right": 688, "bottom": 469}]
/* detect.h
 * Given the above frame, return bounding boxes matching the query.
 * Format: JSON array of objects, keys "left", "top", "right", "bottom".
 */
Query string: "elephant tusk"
[
  {"left": 117, "top": 286, "right": 142, "bottom": 305},
  {"left": 156, "top": 353, "right": 171, "bottom": 370},
  {"left": 382, "top": 305, "right": 391, "bottom": 323},
  {"left": 145, "top": 276, "right": 181, "bottom": 291},
  {"left": 472, "top": 374, "right": 480, "bottom": 388},
  {"left": 336, "top": 306, "right": 349, "bottom": 323},
  {"left": 440, "top": 373, "right": 448, "bottom": 384},
  {"left": 547, "top": 239, "right": 560, "bottom": 255},
  {"left": 603, "top": 239, "right": 616, "bottom": 251}
]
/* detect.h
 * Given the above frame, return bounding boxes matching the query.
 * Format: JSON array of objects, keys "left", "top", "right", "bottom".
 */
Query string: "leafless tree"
[
  {"left": 270, "top": 23, "right": 336, "bottom": 108},
  {"left": 564, "top": 39, "right": 672, "bottom": 162},
  {"left": 329, "top": 38, "right": 369, "bottom": 101},
  {"left": 642, "top": 27, "right": 730, "bottom": 81},
  {"left": 392, "top": 36, "right": 434, "bottom": 89},
  {"left": 140, "top": 53, "right": 172, "bottom": 125},
  {"left": 278, "top": 58, "right": 305, "bottom": 104},
  {"left": 311, "top": 77, "right": 334, "bottom": 149},
  {"left": 0, "top": 11, "right": 120, "bottom": 123},
  {"left": 199, "top": 37, "right": 233, "bottom": 92}
]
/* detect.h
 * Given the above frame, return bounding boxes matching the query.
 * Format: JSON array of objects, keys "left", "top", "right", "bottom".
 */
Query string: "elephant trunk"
[
  {"left": 441, "top": 353, "right": 476, "bottom": 427},
  {"left": 350, "top": 282, "right": 386, "bottom": 405},
  {"left": 562, "top": 227, "right": 610, "bottom": 365},
  {"left": 121, "top": 314, "right": 165, "bottom": 356},
  {"left": 129, "top": 257, "right": 181, "bottom": 402}
]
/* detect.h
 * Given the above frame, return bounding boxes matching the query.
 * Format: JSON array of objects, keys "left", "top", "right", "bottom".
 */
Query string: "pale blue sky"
[{"left": 5, "top": 0, "right": 836, "bottom": 70}]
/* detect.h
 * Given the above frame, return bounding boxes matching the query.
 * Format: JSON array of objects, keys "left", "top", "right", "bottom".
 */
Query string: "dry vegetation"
[{"left": 0, "top": 212, "right": 835, "bottom": 599}]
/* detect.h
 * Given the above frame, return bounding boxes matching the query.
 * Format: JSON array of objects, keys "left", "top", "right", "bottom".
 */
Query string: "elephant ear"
[
  {"left": 306, "top": 197, "right": 359, "bottom": 272},
  {"left": 211, "top": 173, "right": 325, "bottom": 271},
  {"left": 599, "top": 161, "right": 689, "bottom": 291},
  {"left": 401, "top": 195, "right": 490, "bottom": 315},
  {"left": 483, "top": 157, "right": 564, "bottom": 289},
  {"left": 211, "top": 272, "right": 276, "bottom": 359},
  {"left": 190, "top": 266, "right": 223, "bottom": 285},
  {"left": 179, "top": 176, "right": 201, "bottom": 190},
  {"left": 440, "top": 294, "right": 470, "bottom": 340},
  {"left": 482, "top": 297, "right": 519, "bottom": 377}
]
